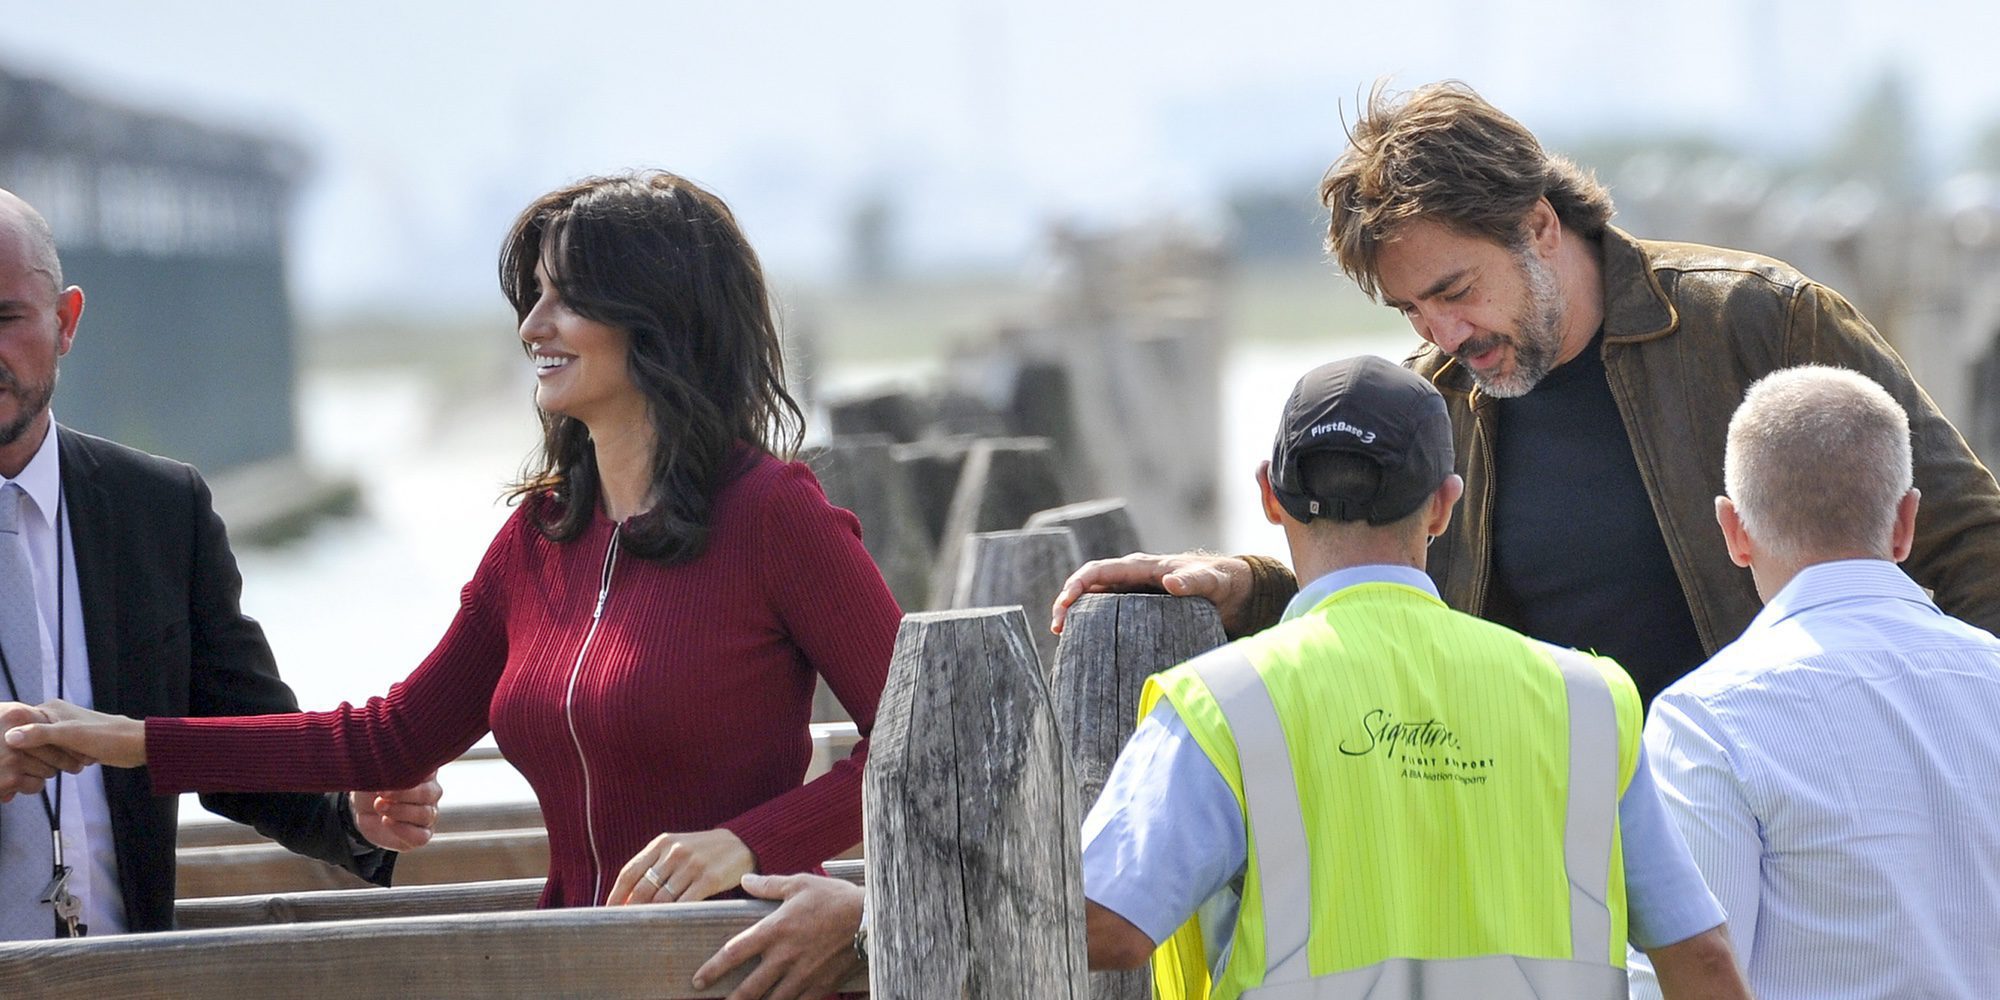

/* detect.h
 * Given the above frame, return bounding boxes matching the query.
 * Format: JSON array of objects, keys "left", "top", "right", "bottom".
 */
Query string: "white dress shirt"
[
  {"left": 2, "top": 422, "right": 126, "bottom": 936},
  {"left": 1632, "top": 559, "right": 2000, "bottom": 1000}
]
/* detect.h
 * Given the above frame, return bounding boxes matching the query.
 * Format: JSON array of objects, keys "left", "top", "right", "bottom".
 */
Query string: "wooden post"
[
  {"left": 950, "top": 527, "right": 1082, "bottom": 674},
  {"left": 828, "top": 389, "right": 930, "bottom": 443},
  {"left": 807, "top": 435, "right": 936, "bottom": 618},
  {"left": 865, "top": 608, "right": 1088, "bottom": 999},
  {"left": 1051, "top": 593, "right": 1227, "bottom": 1000},
  {"left": 0, "top": 903, "right": 867, "bottom": 999},
  {"left": 1026, "top": 499, "right": 1142, "bottom": 563},
  {"left": 890, "top": 435, "right": 977, "bottom": 558},
  {"left": 925, "top": 437, "right": 1068, "bottom": 609}
]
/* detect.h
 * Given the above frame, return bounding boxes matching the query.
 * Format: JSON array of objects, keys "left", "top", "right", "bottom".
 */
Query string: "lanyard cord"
[{"left": 0, "top": 486, "right": 66, "bottom": 840}]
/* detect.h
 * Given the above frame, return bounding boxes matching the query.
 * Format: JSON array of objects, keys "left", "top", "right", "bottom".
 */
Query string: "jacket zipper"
[
  {"left": 1473, "top": 400, "right": 1496, "bottom": 617},
  {"left": 1600, "top": 351, "right": 1713, "bottom": 653},
  {"left": 563, "top": 529, "right": 620, "bottom": 904}
]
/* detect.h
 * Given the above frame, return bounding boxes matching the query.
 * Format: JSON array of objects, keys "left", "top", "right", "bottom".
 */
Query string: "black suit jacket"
[{"left": 56, "top": 427, "right": 394, "bottom": 931}]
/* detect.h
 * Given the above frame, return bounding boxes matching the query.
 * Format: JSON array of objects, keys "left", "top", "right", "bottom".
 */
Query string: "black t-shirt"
[{"left": 1484, "top": 334, "right": 1707, "bottom": 705}]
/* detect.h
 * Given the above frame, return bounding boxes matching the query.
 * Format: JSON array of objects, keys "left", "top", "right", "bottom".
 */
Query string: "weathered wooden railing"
[
  {"left": 27, "top": 590, "right": 1221, "bottom": 996},
  {"left": 0, "top": 902, "right": 868, "bottom": 998},
  {"left": 174, "top": 723, "right": 862, "bottom": 897},
  {"left": 176, "top": 859, "right": 870, "bottom": 930}
]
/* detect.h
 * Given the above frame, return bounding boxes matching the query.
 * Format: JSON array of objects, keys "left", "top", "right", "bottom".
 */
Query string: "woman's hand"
[
  {"left": 4, "top": 699, "right": 142, "bottom": 769},
  {"left": 608, "top": 828, "right": 757, "bottom": 906}
]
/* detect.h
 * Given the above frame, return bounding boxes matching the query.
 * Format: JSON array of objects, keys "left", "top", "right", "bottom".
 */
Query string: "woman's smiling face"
[{"left": 519, "top": 255, "right": 643, "bottom": 426}]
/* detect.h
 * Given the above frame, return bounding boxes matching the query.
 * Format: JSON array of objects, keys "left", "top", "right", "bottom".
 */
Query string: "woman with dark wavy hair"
[{"left": 19, "top": 172, "right": 900, "bottom": 911}]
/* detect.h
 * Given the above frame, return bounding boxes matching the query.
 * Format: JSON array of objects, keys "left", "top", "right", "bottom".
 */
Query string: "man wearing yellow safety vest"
[
  {"left": 1075, "top": 355, "right": 1752, "bottom": 999},
  {"left": 685, "top": 356, "right": 1754, "bottom": 1000}
]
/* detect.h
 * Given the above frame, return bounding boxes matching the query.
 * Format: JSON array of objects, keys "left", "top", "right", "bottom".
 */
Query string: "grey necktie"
[{"left": 0, "top": 482, "right": 55, "bottom": 939}]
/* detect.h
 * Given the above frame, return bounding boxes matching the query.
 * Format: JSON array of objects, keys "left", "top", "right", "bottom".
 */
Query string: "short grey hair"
[
  {"left": 1724, "top": 365, "right": 1912, "bottom": 562},
  {"left": 0, "top": 189, "right": 64, "bottom": 292}
]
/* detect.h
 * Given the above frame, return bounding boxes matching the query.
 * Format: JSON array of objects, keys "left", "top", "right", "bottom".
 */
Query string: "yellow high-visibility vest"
[{"left": 1143, "top": 581, "right": 1642, "bottom": 1000}]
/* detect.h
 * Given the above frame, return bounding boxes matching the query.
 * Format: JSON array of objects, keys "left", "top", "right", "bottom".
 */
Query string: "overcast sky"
[{"left": 5, "top": 0, "right": 1999, "bottom": 315}]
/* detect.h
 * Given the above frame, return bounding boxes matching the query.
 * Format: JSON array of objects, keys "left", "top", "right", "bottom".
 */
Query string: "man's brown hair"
[{"left": 1319, "top": 80, "right": 1614, "bottom": 299}]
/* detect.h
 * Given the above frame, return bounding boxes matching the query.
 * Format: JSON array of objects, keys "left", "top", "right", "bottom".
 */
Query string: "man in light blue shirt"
[
  {"left": 1634, "top": 365, "right": 2000, "bottom": 999},
  {"left": 1080, "top": 564, "right": 1733, "bottom": 964},
  {"left": 1077, "top": 356, "right": 1741, "bottom": 996}
]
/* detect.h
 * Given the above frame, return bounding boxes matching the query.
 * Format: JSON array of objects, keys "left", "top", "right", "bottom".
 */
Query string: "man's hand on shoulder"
[
  {"left": 350, "top": 771, "right": 443, "bottom": 852},
  {"left": 1051, "top": 552, "right": 1259, "bottom": 636}
]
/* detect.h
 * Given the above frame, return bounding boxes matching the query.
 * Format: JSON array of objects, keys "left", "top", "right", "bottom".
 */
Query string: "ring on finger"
[{"left": 642, "top": 866, "right": 665, "bottom": 888}]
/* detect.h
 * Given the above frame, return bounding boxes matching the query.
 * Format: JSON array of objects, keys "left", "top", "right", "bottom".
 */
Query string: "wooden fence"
[{"left": 3, "top": 583, "right": 1224, "bottom": 997}]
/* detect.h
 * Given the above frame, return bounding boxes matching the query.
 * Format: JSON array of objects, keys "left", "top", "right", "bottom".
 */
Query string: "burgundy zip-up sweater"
[{"left": 147, "top": 455, "right": 898, "bottom": 907}]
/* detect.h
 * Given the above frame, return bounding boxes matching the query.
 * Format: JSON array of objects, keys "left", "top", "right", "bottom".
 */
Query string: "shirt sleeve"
[
  {"left": 1618, "top": 739, "right": 1728, "bottom": 952},
  {"left": 1638, "top": 691, "right": 1763, "bottom": 957},
  {"left": 1081, "top": 699, "right": 1248, "bottom": 944}
]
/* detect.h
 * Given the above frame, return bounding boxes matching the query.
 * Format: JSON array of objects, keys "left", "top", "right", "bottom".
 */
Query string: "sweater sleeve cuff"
[
  {"left": 145, "top": 716, "right": 206, "bottom": 795},
  {"left": 721, "top": 758, "right": 867, "bottom": 876},
  {"left": 1234, "top": 554, "right": 1298, "bottom": 638}
]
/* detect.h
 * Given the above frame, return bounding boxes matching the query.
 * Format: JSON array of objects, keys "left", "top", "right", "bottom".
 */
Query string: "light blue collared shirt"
[
  {"left": 1632, "top": 559, "right": 2000, "bottom": 1000},
  {"left": 1081, "top": 564, "right": 1723, "bottom": 955}
]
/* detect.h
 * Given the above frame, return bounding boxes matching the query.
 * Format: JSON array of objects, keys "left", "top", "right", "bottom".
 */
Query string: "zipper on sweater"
[{"left": 563, "top": 529, "right": 620, "bottom": 904}]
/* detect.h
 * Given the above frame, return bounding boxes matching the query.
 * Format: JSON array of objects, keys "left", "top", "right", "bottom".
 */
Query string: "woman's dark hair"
[{"left": 501, "top": 171, "right": 805, "bottom": 562}]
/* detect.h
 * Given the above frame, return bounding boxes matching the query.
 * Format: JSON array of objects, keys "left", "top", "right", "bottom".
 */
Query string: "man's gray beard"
[
  {"left": 0, "top": 364, "right": 55, "bottom": 447},
  {"left": 1470, "top": 248, "right": 1566, "bottom": 399}
]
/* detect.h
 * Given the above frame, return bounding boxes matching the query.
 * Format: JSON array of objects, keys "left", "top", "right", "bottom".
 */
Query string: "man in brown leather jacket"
[{"left": 1053, "top": 81, "right": 2000, "bottom": 704}]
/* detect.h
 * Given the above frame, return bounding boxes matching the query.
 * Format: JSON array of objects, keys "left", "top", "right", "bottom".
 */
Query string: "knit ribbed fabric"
[{"left": 146, "top": 455, "right": 898, "bottom": 908}]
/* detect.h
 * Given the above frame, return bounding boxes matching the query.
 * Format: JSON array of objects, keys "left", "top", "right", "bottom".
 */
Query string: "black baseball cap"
[{"left": 1269, "top": 355, "right": 1454, "bottom": 525}]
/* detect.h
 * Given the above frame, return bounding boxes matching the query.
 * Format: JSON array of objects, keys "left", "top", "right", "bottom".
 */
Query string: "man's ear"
[
  {"left": 1424, "top": 474, "right": 1464, "bottom": 540},
  {"left": 55, "top": 285, "right": 83, "bottom": 357},
  {"left": 1523, "top": 198, "right": 1561, "bottom": 260},
  {"left": 1715, "top": 496, "right": 1754, "bottom": 569},
  {"left": 1255, "top": 461, "right": 1284, "bottom": 526},
  {"left": 1889, "top": 488, "right": 1920, "bottom": 563}
]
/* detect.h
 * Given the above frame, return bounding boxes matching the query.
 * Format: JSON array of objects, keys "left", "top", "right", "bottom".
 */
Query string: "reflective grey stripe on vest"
[
  {"left": 1190, "top": 642, "right": 1624, "bottom": 993},
  {"left": 1190, "top": 646, "right": 1313, "bottom": 985},
  {"left": 1239, "top": 954, "right": 1628, "bottom": 999},
  {"left": 1548, "top": 644, "right": 1620, "bottom": 967}
]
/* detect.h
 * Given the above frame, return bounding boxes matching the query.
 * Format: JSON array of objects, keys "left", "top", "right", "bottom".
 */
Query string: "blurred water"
[{"left": 186, "top": 334, "right": 1412, "bottom": 827}]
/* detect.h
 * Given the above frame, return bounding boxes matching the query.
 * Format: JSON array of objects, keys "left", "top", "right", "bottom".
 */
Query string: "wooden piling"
[
  {"left": 1025, "top": 498, "right": 1142, "bottom": 563},
  {"left": 925, "top": 437, "right": 1067, "bottom": 609},
  {"left": 806, "top": 435, "right": 936, "bottom": 618},
  {"left": 890, "top": 435, "right": 977, "bottom": 558},
  {"left": 1051, "top": 593, "right": 1227, "bottom": 1000},
  {"left": 828, "top": 389, "right": 930, "bottom": 443},
  {"left": 864, "top": 608, "right": 1088, "bottom": 999},
  {"left": 950, "top": 527, "right": 1082, "bottom": 673}
]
